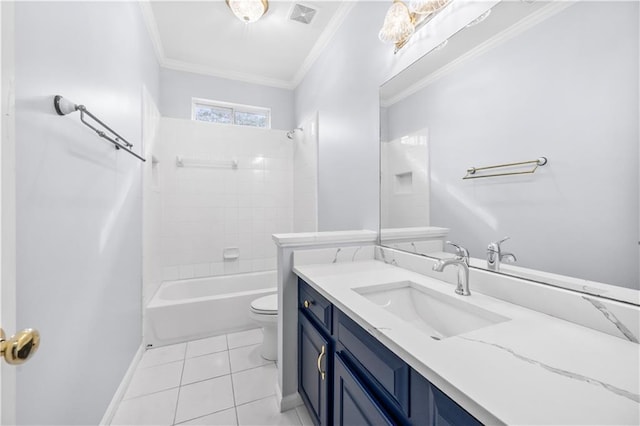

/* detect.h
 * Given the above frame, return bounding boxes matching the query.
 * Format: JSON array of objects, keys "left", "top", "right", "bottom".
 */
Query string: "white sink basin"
[{"left": 353, "top": 281, "right": 509, "bottom": 340}]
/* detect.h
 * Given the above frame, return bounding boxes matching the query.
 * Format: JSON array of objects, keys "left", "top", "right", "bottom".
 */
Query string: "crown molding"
[
  {"left": 160, "top": 57, "right": 296, "bottom": 89},
  {"left": 383, "top": 0, "right": 577, "bottom": 108},
  {"left": 291, "top": 1, "right": 356, "bottom": 87},
  {"left": 138, "top": 0, "right": 356, "bottom": 91},
  {"left": 138, "top": 1, "right": 165, "bottom": 63}
]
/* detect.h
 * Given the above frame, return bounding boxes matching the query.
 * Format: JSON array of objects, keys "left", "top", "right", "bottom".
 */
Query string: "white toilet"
[{"left": 249, "top": 293, "right": 278, "bottom": 361}]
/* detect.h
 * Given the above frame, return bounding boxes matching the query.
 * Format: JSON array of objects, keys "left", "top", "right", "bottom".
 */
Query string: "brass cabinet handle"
[
  {"left": 303, "top": 300, "right": 311, "bottom": 309},
  {"left": 317, "top": 345, "right": 326, "bottom": 380},
  {"left": 0, "top": 327, "right": 40, "bottom": 365}
]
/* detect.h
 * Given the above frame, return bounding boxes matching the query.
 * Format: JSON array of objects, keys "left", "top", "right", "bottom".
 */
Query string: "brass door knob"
[{"left": 0, "top": 328, "right": 40, "bottom": 365}]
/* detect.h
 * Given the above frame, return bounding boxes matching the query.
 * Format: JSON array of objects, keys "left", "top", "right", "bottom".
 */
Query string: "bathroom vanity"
[
  {"left": 298, "top": 277, "right": 480, "bottom": 425},
  {"left": 291, "top": 246, "right": 640, "bottom": 425}
]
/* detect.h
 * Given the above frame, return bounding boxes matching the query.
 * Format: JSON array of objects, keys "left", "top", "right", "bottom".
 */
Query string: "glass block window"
[{"left": 192, "top": 98, "right": 271, "bottom": 129}]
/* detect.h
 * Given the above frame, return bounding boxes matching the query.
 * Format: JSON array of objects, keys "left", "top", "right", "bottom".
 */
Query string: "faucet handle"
[
  {"left": 488, "top": 236, "right": 510, "bottom": 252},
  {"left": 445, "top": 241, "right": 469, "bottom": 259}
]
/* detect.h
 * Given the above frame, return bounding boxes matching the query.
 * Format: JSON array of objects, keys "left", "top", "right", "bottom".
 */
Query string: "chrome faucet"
[
  {"left": 433, "top": 242, "right": 470, "bottom": 296},
  {"left": 487, "top": 237, "right": 517, "bottom": 271}
]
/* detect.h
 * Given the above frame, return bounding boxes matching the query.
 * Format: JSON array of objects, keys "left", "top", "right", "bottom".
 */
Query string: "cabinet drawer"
[
  {"left": 299, "top": 278, "right": 332, "bottom": 333},
  {"left": 335, "top": 309, "right": 409, "bottom": 416}
]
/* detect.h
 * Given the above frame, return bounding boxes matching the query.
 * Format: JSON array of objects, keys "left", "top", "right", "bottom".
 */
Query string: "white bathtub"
[{"left": 145, "top": 271, "right": 277, "bottom": 347}]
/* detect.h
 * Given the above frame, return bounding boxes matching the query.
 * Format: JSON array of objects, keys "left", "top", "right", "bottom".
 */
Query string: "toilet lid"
[{"left": 250, "top": 294, "right": 278, "bottom": 314}]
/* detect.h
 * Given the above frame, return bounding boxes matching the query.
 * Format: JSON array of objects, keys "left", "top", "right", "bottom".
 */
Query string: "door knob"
[{"left": 0, "top": 327, "right": 40, "bottom": 365}]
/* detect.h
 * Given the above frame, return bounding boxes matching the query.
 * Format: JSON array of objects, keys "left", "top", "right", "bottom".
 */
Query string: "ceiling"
[{"left": 142, "top": 1, "right": 353, "bottom": 89}]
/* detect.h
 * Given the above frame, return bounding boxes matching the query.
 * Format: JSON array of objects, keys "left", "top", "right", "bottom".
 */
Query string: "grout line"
[
  {"left": 174, "top": 404, "right": 237, "bottom": 425},
  {"left": 226, "top": 329, "right": 263, "bottom": 351},
  {"left": 171, "top": 344, "right": 188, "bottom": 425},
  {"left": 137, "top": 357, "right": 185, "bottom": 371},
  {"left": 186, "top": 347, "right": 229, "bottom": 360},
  {"left": 123, "top": 385, "right": 182, "bottom": 401},
  {"left": 178, "top": 371, "right": 232, "bottom": 388},
  {"left": 227, "top": 341, "right": 264, "bottom": 351},
  {"left": 230, "top": 362, "right": 277, "bottom": 376},
  {"left": 225, "top": 334, "right": 241, "bottom": 426},
  {"left": 233, "top": 394, "right": 276, "bottom": 409}
]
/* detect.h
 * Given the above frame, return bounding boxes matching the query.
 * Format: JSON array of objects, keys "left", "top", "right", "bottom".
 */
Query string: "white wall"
[
  {"left": 160, "top": 68, "right": 295, "bottom": 131},
  {"left": 294, "top": 2, "right": 390, "bottom": 232},
  {"left": 156, "top": 118, "right": 293, "bottom": 283},
  {"left": 384, "top": 1, "right": 639, "bottom": 288},
  {"left": 14, "top": 2, "right": 159, "bottom": 424},
  {"left": 293, "top": 113, "right": 318, "bottom": 232}
]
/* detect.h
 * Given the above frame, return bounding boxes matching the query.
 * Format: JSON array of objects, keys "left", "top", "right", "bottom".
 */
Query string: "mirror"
[{"left": 380, "top": 0, "right": 639, "bottom": 304}]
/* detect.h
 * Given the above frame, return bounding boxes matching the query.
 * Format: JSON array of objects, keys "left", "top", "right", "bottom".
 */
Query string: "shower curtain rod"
[{"left": 54, "top": 95, "right": 146, "bottom": 162}]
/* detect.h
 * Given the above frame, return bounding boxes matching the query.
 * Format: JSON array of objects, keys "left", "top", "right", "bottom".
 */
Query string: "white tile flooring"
[{"left": 111, "top": 329, "right": 313, "bottom": 426}]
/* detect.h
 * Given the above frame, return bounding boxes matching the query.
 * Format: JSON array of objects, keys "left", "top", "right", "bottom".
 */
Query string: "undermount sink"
[{"left": 353, "top": 281, "right": 509, "bottom": 340}]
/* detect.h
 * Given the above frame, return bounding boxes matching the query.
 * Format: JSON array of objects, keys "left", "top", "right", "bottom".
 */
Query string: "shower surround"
[{"left": 152, "top": 118, "right": 294, "bottom": 288}]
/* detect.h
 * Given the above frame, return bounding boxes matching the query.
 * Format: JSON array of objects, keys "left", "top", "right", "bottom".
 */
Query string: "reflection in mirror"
[{"left": 379, "top": 0, "right": 639, "bottom": 304}]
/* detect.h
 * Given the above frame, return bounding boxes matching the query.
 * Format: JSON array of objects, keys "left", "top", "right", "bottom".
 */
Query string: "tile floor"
[{"left": 111, "top": 329, "right": 313, "bottom": 425}]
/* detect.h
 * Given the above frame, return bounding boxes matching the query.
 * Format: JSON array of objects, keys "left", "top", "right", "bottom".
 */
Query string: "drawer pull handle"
[
  {"left": 317, "top": 345, "right": 326, "bottom": 380},
  {"left": 303, "top": 300, "right": 312, "bottom": 309}
]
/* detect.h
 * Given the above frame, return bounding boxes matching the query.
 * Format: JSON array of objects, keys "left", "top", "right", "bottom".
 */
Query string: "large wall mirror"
[{"left": 380, "top": 0, "right": 639, "bottom": 304}]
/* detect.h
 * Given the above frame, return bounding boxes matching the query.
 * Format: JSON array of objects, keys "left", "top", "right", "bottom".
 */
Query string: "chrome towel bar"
[
  {"left": 176, "top": 156, "right": 238, "bottom": 169},
  {"left": 54, "top": 95, "right": 146, "bottom": 162},
  {"left": 463, "top": 157, "right": 547, "bottom": 180}
]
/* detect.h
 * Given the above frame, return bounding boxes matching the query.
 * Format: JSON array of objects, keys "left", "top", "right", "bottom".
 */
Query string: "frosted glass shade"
[
  {"left": 227, "top": 0, "right": 268, "bottom": 23},
  {"left": 409, "top": 0, "right": 449, "bottom": 15},
  {"left": 378, "top": 1, "right": 415, "bottom": 44}
]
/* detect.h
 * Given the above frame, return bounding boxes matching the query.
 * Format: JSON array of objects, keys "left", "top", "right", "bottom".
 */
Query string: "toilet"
[{"left": 249, "top": 293, "right": 278, "bottom": 361}]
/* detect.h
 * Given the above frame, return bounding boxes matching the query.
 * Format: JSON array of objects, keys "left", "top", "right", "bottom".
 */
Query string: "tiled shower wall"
[
  {"left": 380, "top": 129, "right": 430, "bottom": 229},
  {"left": 156, "top": 118, "right": 293, "bottom": 281}
]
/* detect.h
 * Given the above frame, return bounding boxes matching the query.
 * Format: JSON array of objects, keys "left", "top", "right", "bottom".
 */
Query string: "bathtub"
[{"left": 145, "top": 271, "right": 277, "bottom": 347}]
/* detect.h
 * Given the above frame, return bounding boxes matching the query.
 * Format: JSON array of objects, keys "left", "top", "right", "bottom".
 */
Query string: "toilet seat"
[{"left": 250, "top": 294, "right": 278, "bottom": 315}]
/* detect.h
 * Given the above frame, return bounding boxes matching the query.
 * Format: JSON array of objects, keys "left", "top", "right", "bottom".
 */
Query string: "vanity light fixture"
[
  {"left": 378, "top": 0, "right": 415, "bottom": 45},
  {"left": 226, "top": 0, "right": 269, "bottom": 23},
  {"left": 379, "top": 0, "right": 452, "bottom": 52}
]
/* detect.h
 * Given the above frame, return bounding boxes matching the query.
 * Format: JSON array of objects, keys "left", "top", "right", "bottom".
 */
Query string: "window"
[{"left": 192, "top": 98, "right": 271, "bottom": 129}]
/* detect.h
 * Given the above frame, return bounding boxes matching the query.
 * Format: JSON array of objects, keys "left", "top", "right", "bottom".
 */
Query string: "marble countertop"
[{"left": 293, "top": 260, "right": 640, "bottom": 425}]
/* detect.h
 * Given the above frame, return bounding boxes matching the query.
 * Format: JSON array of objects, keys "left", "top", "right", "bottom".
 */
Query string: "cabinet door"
[
  {"left": 430, "top": 384, "right": 481, "bottom": 426},
  {"left": 410, "top": 369, "right": 481, "bottom": 426},
  {"left": 299, "top": 312, "right": 331, "bottom": 426},
  {"left": 334, "top": 353, "right": 395, "bottom": 426}
]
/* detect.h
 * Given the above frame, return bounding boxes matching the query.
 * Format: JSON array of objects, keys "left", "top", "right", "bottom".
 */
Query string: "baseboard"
[
  {"left": 99, "top": 344, "right": 145, "bottom": 425},
  {"left": 276, "top": 383, "right": 303, "bottom": 412}
]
